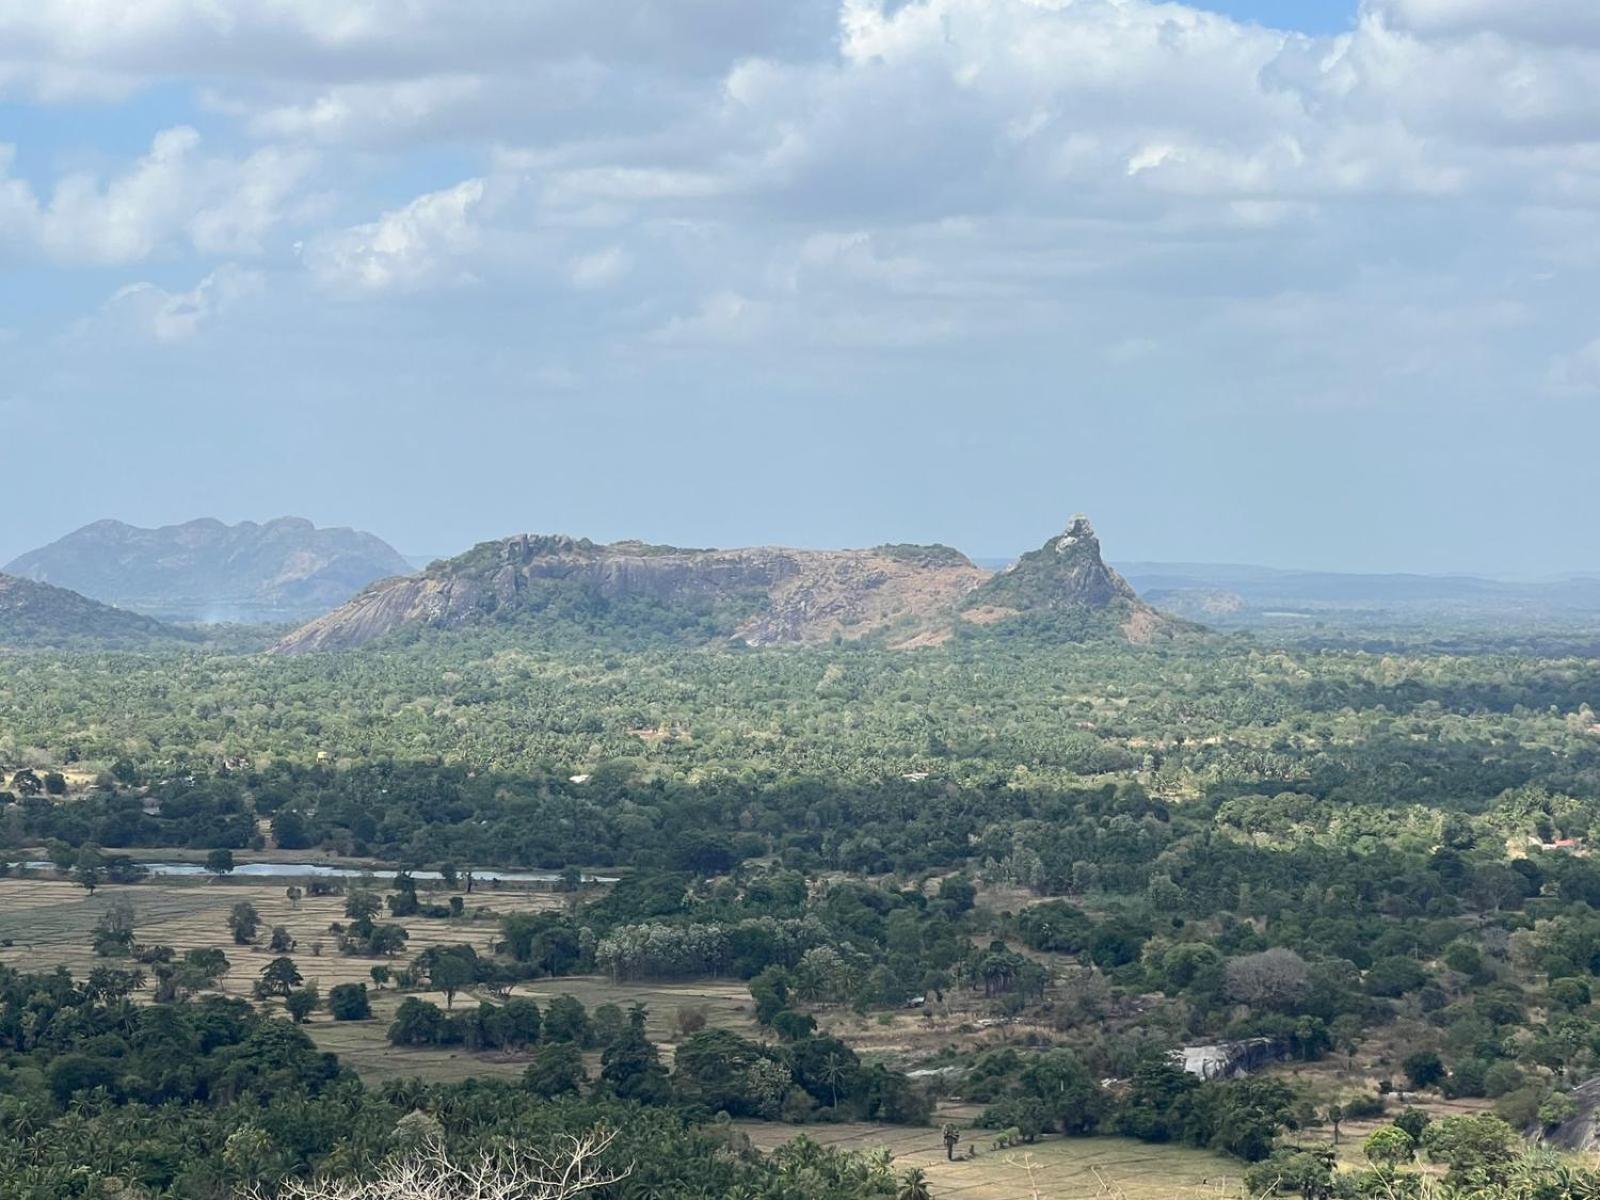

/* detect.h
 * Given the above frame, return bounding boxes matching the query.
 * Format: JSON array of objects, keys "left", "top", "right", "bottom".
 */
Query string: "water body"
[{"left": 19, "top": 861, "right": 618, "bottom": 884}]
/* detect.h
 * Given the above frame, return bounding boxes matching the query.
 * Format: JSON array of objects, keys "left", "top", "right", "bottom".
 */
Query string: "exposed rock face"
[
  {"left": 0, "top": 573, "right": 190, "bottom": 650},
  {"left": 5, "top": 517, "right": 414, "bottom": 623},
  {"left": 1173, "top": 1038, "right": 1282, "bottom": 1081},
  {"left": 274, "top": 517, "right": 1187, "bottom": 653},
  {"left": 275, "top": 535, "right": 991, "bottom": 653},
  {"left": 1539, "top": 1076, "right": 1600, "bottom": 1151},
  {"left": 962, "top": 515, "right": 1184, "bottom": 642}
]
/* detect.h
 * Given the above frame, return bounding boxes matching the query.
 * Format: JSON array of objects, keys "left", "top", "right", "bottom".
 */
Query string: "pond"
[{"left": 18, "top": 860, "right": 618, "bottom": 884}]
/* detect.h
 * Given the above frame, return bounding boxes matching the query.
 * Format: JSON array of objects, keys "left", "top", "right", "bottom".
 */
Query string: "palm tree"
[{"left": 897, "top": 1167, "right": 933, "bottom": 1200}]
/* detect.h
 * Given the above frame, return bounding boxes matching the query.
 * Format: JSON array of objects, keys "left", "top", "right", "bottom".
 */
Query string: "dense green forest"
[{"left": 5, "top": 625, "right": 1600, "bottom": 1197}]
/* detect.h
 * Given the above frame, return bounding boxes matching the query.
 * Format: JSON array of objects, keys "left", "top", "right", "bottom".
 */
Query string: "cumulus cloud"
[
  {"left": 0, "top": 127, "right": 313, "bottom": 265},
  {"left": 303, "top": 178, "right": 490, "bottom": 294},
  {"left": 7, "top": 0, "right": 1600, "bottom": 396}
]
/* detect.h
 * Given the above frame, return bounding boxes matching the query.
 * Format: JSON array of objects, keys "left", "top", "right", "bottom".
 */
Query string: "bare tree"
[
  {"left": 1224, "top": 947, "right": 1310, "bottom": 1009},
  {"left": 246, "top": 1130, "right": 627, "bottom": 1200}
]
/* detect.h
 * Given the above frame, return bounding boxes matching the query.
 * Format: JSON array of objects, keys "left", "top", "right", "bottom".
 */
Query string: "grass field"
[
  {"left": 741, "top": 1121, "right": 1244, "bottom": 1200},
  {"left": 0, "top": 875, "right": 765, "bottom": 1082}
]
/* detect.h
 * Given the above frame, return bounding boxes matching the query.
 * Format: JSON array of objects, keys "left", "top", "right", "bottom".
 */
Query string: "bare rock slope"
[{"left": 275, "top": 518, "right": 1186, "bottom": 653}]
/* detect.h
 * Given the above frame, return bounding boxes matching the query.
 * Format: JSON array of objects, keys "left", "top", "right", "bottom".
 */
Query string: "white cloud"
[
  {"left": 650, "top": 291, "right": 772, "bottom": 345},
  {"left": 567, "top": 244, "right": 632, "bottom": 290},
  {"left": 303, "top": 177, "right": 489, "bottom": 293},
  {"left": 88, "top": 264, "right": 263, "bottom": 343},
  {"left": 0, "top": 127, "right": 313, "bottom": 265},
  {"left": 1365, "top": 0, "right": 1600, "bottom": 47}
]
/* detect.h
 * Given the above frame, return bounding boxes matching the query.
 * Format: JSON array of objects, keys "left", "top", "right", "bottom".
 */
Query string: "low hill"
[
  {"left": 5, "top": 517, "right": 413, "bottom": 623},
  {"left": 0, "top": 574, "right": 192, "bottom": 650}
]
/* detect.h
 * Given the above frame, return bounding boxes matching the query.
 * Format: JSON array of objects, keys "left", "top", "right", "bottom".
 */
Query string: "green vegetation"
[{"left": 6, "top": 613, "right": 1600, "bottom": 1196}]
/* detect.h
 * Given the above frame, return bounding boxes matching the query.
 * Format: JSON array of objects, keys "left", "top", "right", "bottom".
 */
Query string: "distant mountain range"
[
  {"left": 5, "top": 517, "right": 412, "bottom": 623},
  {"left": 275, "top": 516, "right": 1183, "bottom": 653},
  {"left": 0, "top": 574, "right": 193, "bottom": 651},
  {"left": 1116, "top": 561, "right": 1600, "bottom": 624},
  {"left": 11, "top": 511, "right": 1600, "bottom": 653}
]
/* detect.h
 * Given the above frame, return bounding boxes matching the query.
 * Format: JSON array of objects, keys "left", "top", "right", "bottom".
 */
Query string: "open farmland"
[
  {"left": 0, "top": 875, "right": 562, "bottom": 995},
  {"left": 741, "top": 1122, "right": 1244, "bottom": 1200},
  {"left": 0, "top": 874, "right": 769, "bottom": 1082}
]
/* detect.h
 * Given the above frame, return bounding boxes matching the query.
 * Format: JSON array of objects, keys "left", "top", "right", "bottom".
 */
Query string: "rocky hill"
[
  {"left": 275, "top": 517, "right": 1185, "bottom": 654},
  {"left": 5, "top": 517, "right": 413, "bottom": 623},
  {"left": 961, "top": 516, "right": 1187, "bottom": 642},
  {"left": 275, "top": 535, "right": 992, "bottom": 653},
  {"left": 0, "top": 574, "right": 192, "bottom": 650}
]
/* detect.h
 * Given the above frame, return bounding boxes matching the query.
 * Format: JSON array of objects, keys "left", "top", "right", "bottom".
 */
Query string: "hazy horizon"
[
  {"left": 5, "top": 509, "right": 1598, "bottom": 584},
  {"left": 6, "top": 0, "right": 1600, "bottom": 577}
]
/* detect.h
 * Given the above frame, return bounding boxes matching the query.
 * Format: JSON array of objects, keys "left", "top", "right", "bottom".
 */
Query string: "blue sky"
[
  {"left": 1196, "top": 1, "right": 1357, "bottom": 33},
  {"left": 4, "top": 0, "right": 1600, "bottom": 575}
]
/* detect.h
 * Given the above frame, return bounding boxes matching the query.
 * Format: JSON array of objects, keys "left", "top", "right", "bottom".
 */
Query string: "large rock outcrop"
[
  {"left": 275, "top": 536, "right": 991, "bottom": 653},
  {"left": 274, "top": 517, "right": 1188, "bottom": 653}
]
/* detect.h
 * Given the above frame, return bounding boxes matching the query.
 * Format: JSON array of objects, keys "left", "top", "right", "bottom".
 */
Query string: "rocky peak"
[
  {"left": 1052, "top": 515, "right": 1098, "bottom": 555},
  {"left": 963, "top": 513, "right": 1186, "bottom": 642}
]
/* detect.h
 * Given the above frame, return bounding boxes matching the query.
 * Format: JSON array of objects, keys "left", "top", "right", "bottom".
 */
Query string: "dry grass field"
[
  {"left": 0, "top": 874, "right": 765, "bottom": 1082},
  {"left": 741, "top": 1121, "right": 1244, "bottom": 1200}
]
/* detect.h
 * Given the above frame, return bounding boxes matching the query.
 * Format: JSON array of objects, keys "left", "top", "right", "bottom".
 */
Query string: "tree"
[
  {"left": 229, "top": 901, "right": 262, "bottom": 945},
  {"left": 543, "top": 995, "right": 591, "bottom": 1045},
  {"left": 941, "top": 1123, "right": 961, "bottom": 1161},
  {"left": 328, "top": 983, "right": 372, "bottom": 1020},
  {"left": 91, "top": 898, "right": 136, "bottom": 957},
  {"left": 206, "top": 848, "right": 235, "bottom": 878},
  {"left": 1421, "top": 1115, "right": 1520, "bottom": 1188},
  {"left": 600, "top": 1018, "right": 670, "bottom": 1104},
  {"left": 258, "top": 956, "right": 303, "bottom": 998},
  {"left": 269, "top": 925, "right": 297, "bottom": 953},
  {"left": 1244, "top": 1149, "right": 1334, "bottom": 1200},
  {"left": 1224, "top": 948, "right": 1310, "bottom": 1010},
  {"left": 286, "top": 884, "right": 303, "bottom": 909},
  {"left": 1326, "top": 1104, "right": 1344, "bottom": 1147},
  {"left": 1364, "top": 1125, "right": 1416, "bottom": 1171},
  {"left": 897, "top": 1168, "right": 932, "bottom": 1200},
  {"left": 426, "top": 951, "right": 475, "bottom": 1009},
  {"left": 286, "top": 986, "right": 319, "bottom": 1024},
  {"left": 74, "top": 845, "right": 105, "bottom": 894},
  {"left": 365, "top": 923, "right": 410, "bottom": 957},
  {"left": 345, "top": 890, "right": 382, "bottom": 924},
  {"left": 389, "top": 997, "right": 447, "bottom": 1046},
  {"left": 524, "top": 1042, "right": 586, "bottom": 1098},
  {"left": 1018, "top": 1049, "right": 1107, "bottom": 1135},
  {"left": 1402, "top": 1050, "right": 1446, "bottom": 1091}
]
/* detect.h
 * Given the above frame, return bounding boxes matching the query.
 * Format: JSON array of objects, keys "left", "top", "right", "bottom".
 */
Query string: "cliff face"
[
  {"left": 4, "top": 517, "right": 413, "bottom": 623},
  {"left": 274, "top": 535, "right": 991, "bottom": 653}
]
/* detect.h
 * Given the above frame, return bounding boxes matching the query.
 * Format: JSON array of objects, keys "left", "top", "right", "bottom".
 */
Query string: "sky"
[{"left": 3, "top": 0, "right": 1600, "bottom": 576}]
